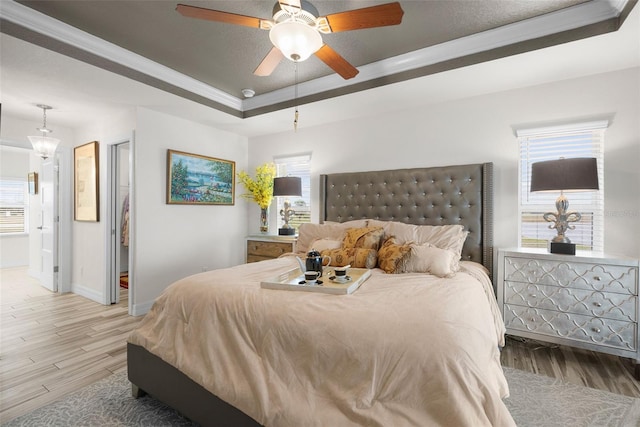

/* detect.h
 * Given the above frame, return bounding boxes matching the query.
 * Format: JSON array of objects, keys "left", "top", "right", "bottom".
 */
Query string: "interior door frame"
[
  {"left": 38, "top": 156, "right": 57, "bottom": 292},
  {"left": 57, "top": 146, "right": 72, "bottom": 293},
  {"left": 105, "top": 134, "right": 134, "bottom": 313}
]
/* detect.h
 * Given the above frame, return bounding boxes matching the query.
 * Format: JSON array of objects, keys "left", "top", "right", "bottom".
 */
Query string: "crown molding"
[
  {"left": 0, "top": 0, "right": 242, "bottom": 111},
  {"left": 1, "top": 0, "right": 629, "bottom": 116},
  {"left": 244, "top": 0, "right": 629, "bottom": 110}
]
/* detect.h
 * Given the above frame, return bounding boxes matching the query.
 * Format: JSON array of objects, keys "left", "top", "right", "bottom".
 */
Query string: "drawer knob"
[
  {"left": 530, "top": 294, "right": 537, "bottom": 298},
  {"left": 591, "top": 327, "right": 601, "bottom": 333},
  {"left": 593, "top": 276, "right": 601, "bottom": 281},
  {"left": 593, "top": 302, "right": 602, "bottom": 307}
]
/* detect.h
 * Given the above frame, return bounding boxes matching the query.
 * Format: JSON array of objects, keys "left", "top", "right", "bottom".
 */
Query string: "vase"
[{"left": 259, "top": 207, "right": 269, "bottom": 233}]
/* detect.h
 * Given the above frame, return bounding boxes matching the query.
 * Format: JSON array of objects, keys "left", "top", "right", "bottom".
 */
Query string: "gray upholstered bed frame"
[
  {"left": 320, "top": 162, "right": 494, "bottom": 276},
  {"left": 127, "top": 162, "right": 494, "bottom": 427}
]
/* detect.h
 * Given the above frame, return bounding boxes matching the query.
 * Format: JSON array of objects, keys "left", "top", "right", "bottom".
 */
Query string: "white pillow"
[
  {"left": 322, "top": 219, "right": 369, "bottom": 228},
  {"left": 400, "top": 243, "right": 458, "bottom": 277},
  {"left": 307, "top": 238, "right": 342, "bottom": 253},
  {"left": 367, "top": 220, "right": 467, "bottom": 257},
  {"left": 367, "top": 219, "right": 415, "bottom": 243}
]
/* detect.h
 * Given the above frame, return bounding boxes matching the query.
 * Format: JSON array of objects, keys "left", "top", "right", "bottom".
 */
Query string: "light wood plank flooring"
[
  {"left": 0, "top": 266, "right": 142, "bottom": 423},
  {"left": 501, "top": 335, "right": 640, "bottom": 398},
  {"left": 1, "top": 267, "right": 638, "bottom": 424}
]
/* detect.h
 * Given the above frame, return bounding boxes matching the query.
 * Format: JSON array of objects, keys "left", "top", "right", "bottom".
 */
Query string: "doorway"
[
  {"left": 107, "top": 140, "right": 132, "bottom": 313},
  {"left": 0, "top": 142, "right": 70, "bottom": 293}
]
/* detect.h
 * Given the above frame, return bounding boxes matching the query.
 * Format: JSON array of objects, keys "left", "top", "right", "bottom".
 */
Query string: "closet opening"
[{"left": 107, "top": 140, "right": 132, "bottom": 310}]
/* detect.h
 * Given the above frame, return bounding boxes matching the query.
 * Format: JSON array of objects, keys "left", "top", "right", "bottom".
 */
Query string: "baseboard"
[
  {"left": 132, "top": 300, "right": 154, "bottom": 316},
  {"left": 71, "top": 283, "right": 103, "bottom": 304},
  {"left": 27, "top": 268, "right": 41, "bottom": 281}
]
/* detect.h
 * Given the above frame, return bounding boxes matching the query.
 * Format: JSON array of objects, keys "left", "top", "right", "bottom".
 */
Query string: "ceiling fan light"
[
  {"left": 28, "top": 135, "right": 60, "bottom": 160},
  {"left": 269, "top": 21, "right": 322, "bottom": 62}
]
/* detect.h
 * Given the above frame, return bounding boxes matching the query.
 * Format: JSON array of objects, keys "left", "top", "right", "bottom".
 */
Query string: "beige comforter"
[{"left": 128, "top": 257, "right": 515, "bottom": 427}]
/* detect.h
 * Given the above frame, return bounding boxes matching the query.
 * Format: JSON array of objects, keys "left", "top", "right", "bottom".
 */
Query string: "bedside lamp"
[
  {"left": 273, "top": 176, "right": 302, "bottom": 236},
  {"left": 530, "top": 157, "right": 599, "bottom": 254}
]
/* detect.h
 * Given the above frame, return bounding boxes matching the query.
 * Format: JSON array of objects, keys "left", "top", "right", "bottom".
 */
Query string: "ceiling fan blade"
[
  {"left": 315, "top": 45, "right": 359, "bottom": 80},
  {"left": 323, "top": 2, "right": 404, "bottom": 33},
  {"left": 254, "top": 47, "right": 285, "bottom": 77},
  {"left": 176, "top": 4, "right": 265, "bottom": 28}
]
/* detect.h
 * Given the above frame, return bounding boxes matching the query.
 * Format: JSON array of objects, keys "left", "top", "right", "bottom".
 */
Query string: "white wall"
[
  {"left": 249, "top": 67, "right": 640, "bottom": 259},
  {"left": 73, "top": 109, "right": 136, "bottom": 303},
  {"left": 132, "top": 108, "right": 249, "bottom": 314}
]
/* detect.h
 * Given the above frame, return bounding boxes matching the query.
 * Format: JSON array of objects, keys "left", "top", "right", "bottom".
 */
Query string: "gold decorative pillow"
[
  {"left": 321, "top": 248, "right": 377, "bottom": 269},
  {"left": 342, "top": 227, "right": 384, "bottom": 250},
  {"left": 377, "top": 236, "right": 411, "bottom": 274}
]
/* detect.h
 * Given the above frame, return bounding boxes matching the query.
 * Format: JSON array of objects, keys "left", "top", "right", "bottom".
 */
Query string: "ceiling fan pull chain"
[{"left": 294, "top": 61, "right": 299, "bottom": 132}]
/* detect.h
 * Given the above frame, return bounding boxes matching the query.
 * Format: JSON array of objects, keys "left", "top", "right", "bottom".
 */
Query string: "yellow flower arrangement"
[{"left": 237, "top": 162, "right": 277, "bottom": 209}]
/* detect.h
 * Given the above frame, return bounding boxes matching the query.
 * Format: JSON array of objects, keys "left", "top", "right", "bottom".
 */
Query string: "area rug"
[
  {"left": 120, "top": 273, "right": 129, "bottom": 289},
  {"left": 3, "top": 368, "right": 639, "bottom": 426}
]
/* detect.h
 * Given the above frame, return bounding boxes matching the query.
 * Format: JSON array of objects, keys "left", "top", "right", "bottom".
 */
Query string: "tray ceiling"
[{"left": 0, "top": 0, "right": 637, "bottom": 124}]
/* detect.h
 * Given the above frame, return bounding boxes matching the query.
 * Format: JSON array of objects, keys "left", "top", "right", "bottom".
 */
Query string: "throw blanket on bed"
[{"left": 128, "top": 257, "right": 514, "bottom": 427}]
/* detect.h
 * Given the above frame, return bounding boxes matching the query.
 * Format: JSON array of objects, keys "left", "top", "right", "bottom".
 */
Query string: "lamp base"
[
  {"left": 549, "top": 242, "right": 576, "bottom": 255},
  {"left": 278, "top": 227, "right": 296, "bottom": 236}
]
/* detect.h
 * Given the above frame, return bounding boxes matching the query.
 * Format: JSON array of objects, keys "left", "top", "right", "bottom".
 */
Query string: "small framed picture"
[
  {"left": 74, "top": 141, "right": 100, "bottom": 222},
  {"left": 28, "top": 172, "right": 38, "bottom": 195}
]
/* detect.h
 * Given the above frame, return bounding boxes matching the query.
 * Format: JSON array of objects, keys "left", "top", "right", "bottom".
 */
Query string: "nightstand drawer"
[
  {"left": 504, "top": 281, "right": 637, "bottom": 322},
  {"left": 504, "top": 304, "right": 637, "bottom": 352},
  {"left": 246, "top": 240, "right": 293, "bottom": 262},
  {"left": 504, "top": 256, "right": 638, "bottom": 295}
]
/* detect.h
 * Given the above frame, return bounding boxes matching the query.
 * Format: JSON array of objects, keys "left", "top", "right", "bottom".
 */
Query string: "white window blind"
[
  {"left": 0, "top": 179, "right": 28, "bottom": 234},
  {"left": 274, "top": 154, "right": 311, "bottom": 231},
  {"left": 517, "top": 121, "right": 606, "bottom": 251}
]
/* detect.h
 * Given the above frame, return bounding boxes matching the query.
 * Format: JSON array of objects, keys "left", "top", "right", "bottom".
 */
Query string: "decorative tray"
[{"left": 260, "top": 267, "right": 371, "bottom": 295}]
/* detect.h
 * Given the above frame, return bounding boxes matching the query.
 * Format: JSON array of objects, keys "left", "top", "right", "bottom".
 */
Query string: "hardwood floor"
[
  {"left": 0, "top": 266, "right": 638, "bottom": 424},
  {"left": 501, "top": 335, "right": 640, "bottom": 398},
  {"left": 0, "top": 266, "right": 142, "bottom": 423}
]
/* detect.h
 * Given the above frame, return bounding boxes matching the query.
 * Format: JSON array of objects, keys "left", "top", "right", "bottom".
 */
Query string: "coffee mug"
[
  {"left": 334, "top": 265, "right": 350, "bottom": 278},
  {"left": 304, "top": 271, "right": 320, "bottom": 283}
]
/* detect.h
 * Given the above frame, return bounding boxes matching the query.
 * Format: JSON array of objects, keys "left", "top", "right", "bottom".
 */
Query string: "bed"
[{"left": 127, "top": 162, "right": 515, "bottom": 426}]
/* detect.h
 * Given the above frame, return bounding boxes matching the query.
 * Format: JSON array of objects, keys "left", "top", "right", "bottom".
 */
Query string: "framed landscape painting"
[{"left": 167, "top": 150, "right": 235, "bottom": 205}]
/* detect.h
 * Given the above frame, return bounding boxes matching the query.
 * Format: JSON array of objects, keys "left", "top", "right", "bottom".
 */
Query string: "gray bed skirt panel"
[{"left": 127, "top": 343, "right": 262, "bottom": 427}]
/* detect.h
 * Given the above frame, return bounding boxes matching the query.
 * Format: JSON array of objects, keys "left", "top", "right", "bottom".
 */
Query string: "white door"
[{"left": 39, "top": 157, "right": 58, "bottom": 292}]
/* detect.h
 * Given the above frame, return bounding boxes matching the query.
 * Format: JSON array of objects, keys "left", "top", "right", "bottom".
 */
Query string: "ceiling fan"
[{"left": 176, "top": 1, "right": 404, "bottom": 80}]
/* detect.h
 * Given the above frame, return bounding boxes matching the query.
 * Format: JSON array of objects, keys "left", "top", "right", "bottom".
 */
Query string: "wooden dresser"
[
  {"left": 246, "top": 235, "right": 296, "bottom": 263},
  {"left": 496, "top": 248, "right": 639, "bottom": 373}
]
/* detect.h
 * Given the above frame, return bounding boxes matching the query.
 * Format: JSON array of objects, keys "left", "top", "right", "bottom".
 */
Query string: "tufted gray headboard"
[{"left": 319, "top": 163, "right": 494, "bottom": 276}]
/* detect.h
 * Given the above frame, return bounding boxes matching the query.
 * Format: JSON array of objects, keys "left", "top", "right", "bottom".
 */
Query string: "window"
[
  {"left": 274, "top": 154, "right": 311, "bottom": 231},
  {"left": 517, "top": 121, "right": 606, "bottom": 251},
  {"left": 0, "top": 178, "right": 29, "bottom": 234}
]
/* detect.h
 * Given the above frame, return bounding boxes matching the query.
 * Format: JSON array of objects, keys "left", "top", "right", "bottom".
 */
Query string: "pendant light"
[{"left": 28, "top": 104, "right": 60, "bottom": 160}]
